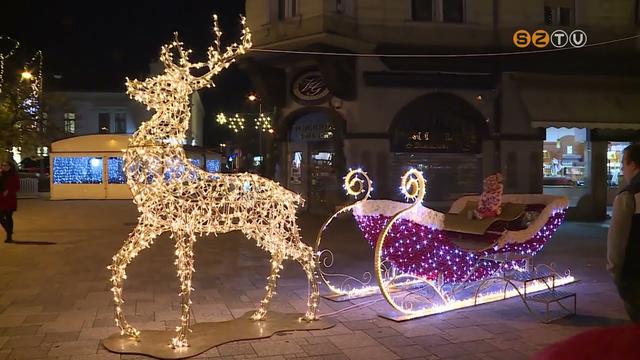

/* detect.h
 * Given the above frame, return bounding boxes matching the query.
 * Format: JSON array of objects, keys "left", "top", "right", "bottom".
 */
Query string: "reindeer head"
[{"left": 126, "top": 15, "right": 252, "bottom": 111}]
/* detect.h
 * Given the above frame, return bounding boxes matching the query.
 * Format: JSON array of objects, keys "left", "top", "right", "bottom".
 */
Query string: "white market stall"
[
  {"left": 50, "top": 134, "right": 132, "bottom": 200},
  {"left": 50, "top": 134, "right": 224, "bottom": 200}
]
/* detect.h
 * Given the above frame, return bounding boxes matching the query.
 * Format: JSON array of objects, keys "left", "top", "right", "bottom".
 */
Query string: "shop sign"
[
  {"left": 291, "top": 121, "right": 335, "bottom": 142},
  {"left": 292, "top": 70, "right": 331, "bottom": 104},
  {"left": 393, "top": 119, "right": 480, "bottom": 153}
]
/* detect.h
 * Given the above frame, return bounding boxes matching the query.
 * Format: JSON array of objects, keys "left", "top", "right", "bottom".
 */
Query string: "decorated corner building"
[
  {"left": 49, "top": 134, "right": 222, "bottom": 200},
  {"left": 243, "top": 0, "right": 640, "bottom": 217}
]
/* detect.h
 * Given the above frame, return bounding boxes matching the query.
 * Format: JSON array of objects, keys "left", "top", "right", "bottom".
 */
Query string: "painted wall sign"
[{"left": 291, "top": 70, "right": 331, "bottom": 104}]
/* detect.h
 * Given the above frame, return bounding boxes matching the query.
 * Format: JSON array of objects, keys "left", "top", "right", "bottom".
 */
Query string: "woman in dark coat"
[{"left": 0, "top": 161, "right": 20, "bottom": 243}]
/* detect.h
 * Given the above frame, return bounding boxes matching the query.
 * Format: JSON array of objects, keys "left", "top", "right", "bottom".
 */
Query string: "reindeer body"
[{"left": 108, "top": 17, "right": 319, "bottom": 349}]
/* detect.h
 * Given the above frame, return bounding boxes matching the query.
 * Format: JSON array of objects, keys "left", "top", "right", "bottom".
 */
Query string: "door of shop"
[{"left": 308, "top": 143, "right": 337, "bottom": 213}]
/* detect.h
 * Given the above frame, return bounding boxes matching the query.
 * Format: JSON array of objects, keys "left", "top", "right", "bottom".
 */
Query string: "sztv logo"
[{"left": 513, "top": 30, "right": 587, "bottom": 48}]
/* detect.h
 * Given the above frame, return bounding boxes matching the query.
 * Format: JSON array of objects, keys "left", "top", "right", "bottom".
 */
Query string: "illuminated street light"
[{"left": 21, "top": 70, "right": 33, "bottom": 81}]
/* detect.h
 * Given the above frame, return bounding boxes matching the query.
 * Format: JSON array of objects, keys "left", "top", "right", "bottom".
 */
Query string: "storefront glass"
[
  {"left": 607, "top": 142, "right": 630, "bottom": 188},
  {"left": 542, "top": 128, "right": 589, "bottom": 206}
]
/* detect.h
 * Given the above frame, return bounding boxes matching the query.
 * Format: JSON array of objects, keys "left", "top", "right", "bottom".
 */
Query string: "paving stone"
[
  {"left": 70, "top": 353, "right": 120, "bottom": 360},
  {"left": 217, "top": 342, "right": 256, "bottom": 357},
  {"left": 341, "top": 345, "right": 399, "bottom": 360},
  {"left": 78, "top": 327, "right": 119, "bottom": 340},
  {"left": 327, "top": 331, "right": 379, "bottom": 349},
  {"left": 430, "top": 343, "right": 471, "bottom": 358},
  {"left": 376, "top": 335, "right": 415, "bottom": 347},
  {"left": 251, "top": 340, "right": 303, "bottom": 357},
  {"left": 481, "top": 349, "right": 529, "bottom": 360},
  {"left": 363, "top": 327, "right": 401, "bottom": 338},
  {"left": 2, "top": 326, "right": 40, "bottom": 337},
  {"left": 410, "top": 334, "right": 452, "bottom": 347},
  {"left": 341, "top": 320, "right": 377, "bottom": 331},
  {"left": 2, "top": 335, "right": 45, "bottom": 348},
  {"left": 8, "top": 345, "right": 51, "bottom": 360},
  {"left": 459, "top": 340, "right": 501, "bottom": 353},
  {"left": 442, "top": 326, "right": 495, "bottom": 343},
  {"left": 387, "top": 344, "right": 432, "bottom": 358},
  {"left": 22, "top": 313, "right": 60, "bottom": 324},
  {"left": 42, "top": 332, "right": 80, "bottom": 343},
  {"left": 300, "top": 342, "right": 341, "bottom": 356},
  {"left": 48, "top": 340, "right": 98, "bottom": 357}
]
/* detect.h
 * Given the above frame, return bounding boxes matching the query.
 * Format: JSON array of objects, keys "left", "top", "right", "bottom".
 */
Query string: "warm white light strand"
[{"left": 108, "top": 15, "right": 319, "bottom": 349}]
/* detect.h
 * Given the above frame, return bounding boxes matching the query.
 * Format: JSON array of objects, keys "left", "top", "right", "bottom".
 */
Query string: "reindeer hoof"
[{"left": 250, "top": 310, "right": 266, "bottom": 321}]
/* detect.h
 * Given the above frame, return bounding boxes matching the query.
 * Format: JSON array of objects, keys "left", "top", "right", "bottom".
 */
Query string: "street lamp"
[{"left": 21, "top": 70, "right": 33, "bottom": 81}]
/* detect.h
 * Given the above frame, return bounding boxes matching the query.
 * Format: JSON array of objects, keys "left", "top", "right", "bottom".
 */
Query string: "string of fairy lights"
[
  {"left": 108, "top": 15, "right": 319, "bottom": 350},
  {"left": 216, "top": 111, "right": 274, "bottom": 134}
]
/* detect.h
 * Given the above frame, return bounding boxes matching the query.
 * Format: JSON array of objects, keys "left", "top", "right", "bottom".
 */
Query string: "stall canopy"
[
  {"left": 505, "top": 72, "right": 640, "bottom": 130},
  {"left": 51, "top": 134, "right": 130, "bottom": 153}
]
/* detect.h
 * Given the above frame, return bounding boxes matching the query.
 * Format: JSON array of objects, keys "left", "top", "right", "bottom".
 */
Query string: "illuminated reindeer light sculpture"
[{"left": 108, "top": 16, "right": 319, "bottom": 348}]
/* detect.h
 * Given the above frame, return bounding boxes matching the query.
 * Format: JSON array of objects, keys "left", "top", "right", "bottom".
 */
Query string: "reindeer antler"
[{"left": 193, "top": 15, "right": 252, "bottom": 87}]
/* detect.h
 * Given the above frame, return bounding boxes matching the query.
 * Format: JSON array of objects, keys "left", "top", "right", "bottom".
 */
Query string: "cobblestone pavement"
[{"left": 0, "top": 199, "right": 629, "bottom": 359}]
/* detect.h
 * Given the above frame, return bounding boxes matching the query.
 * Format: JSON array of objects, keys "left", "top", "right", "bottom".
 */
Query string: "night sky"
[{"left": 1, "top": 0, "right": 254, "bottom": 145}]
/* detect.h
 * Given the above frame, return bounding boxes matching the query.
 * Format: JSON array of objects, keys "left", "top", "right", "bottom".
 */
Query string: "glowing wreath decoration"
[{"left": 107, "top": 15, "right": 319, "bottom": 349}]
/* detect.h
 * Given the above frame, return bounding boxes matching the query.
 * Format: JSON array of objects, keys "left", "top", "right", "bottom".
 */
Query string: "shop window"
[
  {"left": 544, "top": 0, "right": 574, "bottom": 26},
  {"left": 278, "top": 0, "right": 297, "bottom": 20},
  {"left": 542, "top": 127, "right": 588, "bottom": 206},
  {"left": 53, "top": 157, "right": 103, "bottom": 184},
  {"left": 64, "top": 112, "right": 76, "bottom": 134},
  {"left": 114, "top": 113, "right": 127, "bottom": 133},
  {"left": 608, "top": 142, "right": 631, "bottom": 188},
  {"left": 108, "top": 157, "right": 126, "bottom": 184},
  {"left": 290, "top": 151, "right": 303, "bottom": 184},
  {"left": 98, "top": 113, "right": 110, "bottom": 134}
]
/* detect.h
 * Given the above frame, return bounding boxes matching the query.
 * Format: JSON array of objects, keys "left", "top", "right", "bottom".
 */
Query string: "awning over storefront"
[{"left": 505, "top": 72, "right": 640, "bottom": 130}]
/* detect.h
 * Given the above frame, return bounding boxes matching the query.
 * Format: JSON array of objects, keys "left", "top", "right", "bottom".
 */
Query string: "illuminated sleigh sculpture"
[{"left": 316, "top": 169, "right": 575, "bottom": 321}]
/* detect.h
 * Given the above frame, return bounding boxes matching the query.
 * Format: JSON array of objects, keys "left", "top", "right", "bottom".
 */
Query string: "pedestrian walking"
[
  {"left": 0, "top": 160, "right": 20, "bottom": 243},
  {"left": 607, "top": 143, "right": 640, "bottom": 322}
]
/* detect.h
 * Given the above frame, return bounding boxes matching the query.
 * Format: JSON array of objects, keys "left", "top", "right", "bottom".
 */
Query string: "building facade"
[{"left": 244, "top": 0, "right": 640, "bottom": 217}]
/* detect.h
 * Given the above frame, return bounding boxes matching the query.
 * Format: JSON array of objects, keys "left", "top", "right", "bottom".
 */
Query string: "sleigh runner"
[{"left": 316, "top": 169, "right": 576, "bottom": 321}]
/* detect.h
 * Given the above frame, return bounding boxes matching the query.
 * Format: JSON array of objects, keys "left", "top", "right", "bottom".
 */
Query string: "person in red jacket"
[{"left": 0, "top": 161, "right": 20, "bottom": 243}]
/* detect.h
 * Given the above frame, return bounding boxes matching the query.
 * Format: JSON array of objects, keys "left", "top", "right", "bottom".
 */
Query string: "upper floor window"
[
  {"left": 278, "top": 0, "right": 298, "bottom": 20},
  {"left": 412, "top": 0, "right": 464, "bottom": 23},
  {"left": 98, "top": 112, "right": 110, "bottom": 134},
  {"left": 336, "top": 0, "right": 354, "bottom": 15},
  {"left": 544, "top": 0, "right": 575, "bottom": 26},
  {"left": 412, "top": 0, "right": 434, "bottom": 21},
  {"left": 443, "top": 0, "right": 464, "bottom": 23},
  {"left": 64, "top": 112, "right": 76, "bottom": 134},
  {"left": 114, "top": 112, "right": 127, "bottom": 133}
]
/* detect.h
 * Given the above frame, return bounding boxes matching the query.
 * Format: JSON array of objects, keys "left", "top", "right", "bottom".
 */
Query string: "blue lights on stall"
[
  {"left": 108, "top": 157, "right": 127, "bottom": 184},
  {"left": 53, "top": 157, "right": 103, "bottom": 184},
  {"left": 206, "top": 159, "right": 221, "bottom": 173}
]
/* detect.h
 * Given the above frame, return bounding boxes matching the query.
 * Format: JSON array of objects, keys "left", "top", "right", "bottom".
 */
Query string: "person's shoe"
[{"left": 5, "top": 235, "right": 13, "bottom": 243}]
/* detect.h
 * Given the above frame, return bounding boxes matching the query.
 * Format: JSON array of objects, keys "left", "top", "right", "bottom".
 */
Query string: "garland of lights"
[
  {"left": 0, "top": 36, "right": 20, "bottom": 95},
  {"left": 316, "top": 168, "right": 571, "bottom": 317},
  {"left": 107, "top": 15, "right": 319, "bottom": 349}
]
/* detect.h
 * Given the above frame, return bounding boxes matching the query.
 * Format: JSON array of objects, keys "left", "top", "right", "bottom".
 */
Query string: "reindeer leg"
[
  {"left": 298, "top": 245, "right": 319, "bottom": 321},
  {"left": 171, "top": 231, "right": 196, "bottom": 348},
  {"left": 109, "top": 222, "right": 160, "bottom": 340},
  {"left": 251, "top": 254, "right": 284, "bottom": 321}
]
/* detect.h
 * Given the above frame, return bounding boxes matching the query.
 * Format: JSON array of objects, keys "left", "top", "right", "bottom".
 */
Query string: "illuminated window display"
[
  {"left": 607, "top": 142, "right": 630, "bottom": 188},
  {"left": 542, "top": 128, "right": 589, "bottom": 206},
  {"left": 543, "top": 128, "right": 588, "bottom": 185},
  {"left": 206, "top": 159, "right": 221, "bottom": 173},
  {"left": 108, "top": 157, "right": 126, "bottom": 184},
  {"left": 53, "top": 157, "right": 103, "bottom": 184}
]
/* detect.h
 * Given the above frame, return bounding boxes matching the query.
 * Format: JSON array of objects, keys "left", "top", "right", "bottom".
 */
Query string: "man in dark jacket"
[{"left": 607, "top": 143, "right": 640, "bottom": 322}]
